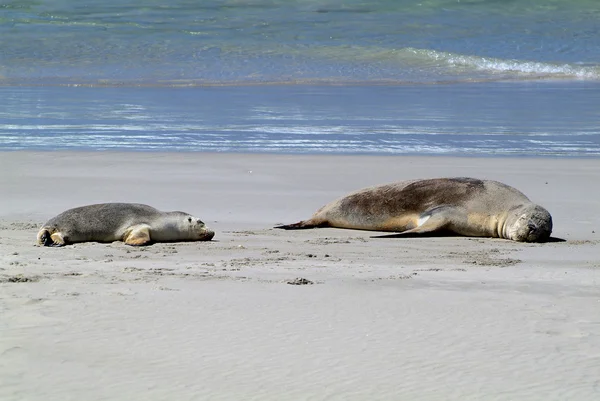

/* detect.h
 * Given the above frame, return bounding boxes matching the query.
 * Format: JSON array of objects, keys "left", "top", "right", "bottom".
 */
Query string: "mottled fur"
[
  {"left": 38, "top": 203, "right": 214, "bottom": 246},
  {"left": 276, "top": 178, "right": 552, "bottom": 242}
]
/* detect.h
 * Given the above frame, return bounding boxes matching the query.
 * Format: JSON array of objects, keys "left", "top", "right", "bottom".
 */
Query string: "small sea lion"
[
  {"left": 276, "top": 177, "right": 552, "bottom": 242},
  {"left": 37, "top": 203, "right": 215, "bottom": 246}
]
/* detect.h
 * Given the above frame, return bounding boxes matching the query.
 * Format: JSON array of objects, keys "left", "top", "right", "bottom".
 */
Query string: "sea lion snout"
[
  {"left": 187, "top": 216, "right": 214, "bottom": 240},
  {"left": 199, "top": 228, "right": 215, "bottom": 241},
  {"left": 38, "top": 229, "right": 52, "bottom": 246}
]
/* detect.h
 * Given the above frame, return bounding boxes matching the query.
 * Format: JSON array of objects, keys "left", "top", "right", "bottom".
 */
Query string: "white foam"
[{"left": 410, "top": 48, "right": 600, "bottom": 80}]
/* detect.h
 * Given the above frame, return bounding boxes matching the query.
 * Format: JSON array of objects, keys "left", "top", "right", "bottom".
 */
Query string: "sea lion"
[
  {"left": 276, "top": 177, "right": 552, "bottom": 242},
  {"left": 37, "top": 203, "right": 215, "bottom": 246}
]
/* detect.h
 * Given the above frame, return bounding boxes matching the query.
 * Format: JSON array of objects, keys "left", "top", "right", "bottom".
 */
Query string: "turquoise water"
[
  {"left": 2, "top": 0, "right": 600, "bottom": 84},
  {"left": 1, "top": 0, "right": 599, "bottom": 155}
]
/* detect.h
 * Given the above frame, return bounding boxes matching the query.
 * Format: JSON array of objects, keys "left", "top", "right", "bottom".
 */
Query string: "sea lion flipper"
[
  {"left": 49, "top": 232, "right": 67, "bottom": 246},
  {"left": 395, "top": 218, "right": 447, "bottom": 235},
  {"left": 393, "top": 206, "right": 460, "bottom": 236},
  {"left": 274, "top": 220, "right": 328, "bottom": 230},
  {"left": 123, "top": 224, "right": 152, "bottom": 246},
  {"left": 37, "top": 230, "right": 67, "bottom": 246}
]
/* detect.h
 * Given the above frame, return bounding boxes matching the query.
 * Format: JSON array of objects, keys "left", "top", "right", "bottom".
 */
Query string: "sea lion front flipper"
[
  {"left": 400, "top": 206, "right": 464, "bottom": 235},
  {"left": 49, "top": 232, "right": 67, "bottom": 246},
  {"left": 123, "top": 224, "right": 152, "bottom": 246},
  {"left": 37, "top": 228, "right": 67, "bottom": 246},
  {"left": 373, "top": 206, "right": 464, "bottom": 238}
]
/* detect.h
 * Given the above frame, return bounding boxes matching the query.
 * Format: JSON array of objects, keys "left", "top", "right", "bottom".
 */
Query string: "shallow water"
[
  {"left": 1, "top": 1, "right": 599, "bottom": 156},
  {"left": 2, "top": 82, "right": 599, "bottom": 156}
]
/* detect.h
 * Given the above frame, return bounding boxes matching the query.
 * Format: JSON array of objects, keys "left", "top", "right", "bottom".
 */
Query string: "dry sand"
[{"left": 1, "top": 152, "right": 599, "bottom": 401}]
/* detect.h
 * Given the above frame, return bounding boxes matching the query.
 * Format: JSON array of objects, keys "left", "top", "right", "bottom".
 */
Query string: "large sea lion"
[
  {"left": 37, "top": 203, "right": 215, "bottom": 246},
  {"left": 276, "top": 177, "right": 553, "bottom": 242}
]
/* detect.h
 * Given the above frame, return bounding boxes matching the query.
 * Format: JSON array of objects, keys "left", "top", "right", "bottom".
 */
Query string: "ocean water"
[{"left": 1, "top": 0, "right": 599, "bottom": 156}]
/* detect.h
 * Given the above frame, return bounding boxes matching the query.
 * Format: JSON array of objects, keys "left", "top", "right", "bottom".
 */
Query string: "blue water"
[{"left": 1, "top": 0, "right": 600, "bottom": 156}]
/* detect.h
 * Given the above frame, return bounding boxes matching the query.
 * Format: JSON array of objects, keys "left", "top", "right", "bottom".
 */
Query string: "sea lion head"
[
  {"left": 506, "top": 204, "right": 552, "bottom": 243},
  {"left": 172, "top": 212, "right": 215, "bottom": 241}
]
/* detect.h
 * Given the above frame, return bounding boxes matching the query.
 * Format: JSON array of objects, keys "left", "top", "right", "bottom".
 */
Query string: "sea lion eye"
[{"left": 188, "top": 217, "right": 192, "bottom": 223}]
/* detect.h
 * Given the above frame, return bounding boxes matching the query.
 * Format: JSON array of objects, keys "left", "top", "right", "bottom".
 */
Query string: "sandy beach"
[{"left": 1, "top": 151, "right": 599, "bottom": 401}]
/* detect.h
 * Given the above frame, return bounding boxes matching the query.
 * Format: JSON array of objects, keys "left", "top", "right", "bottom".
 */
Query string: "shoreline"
[
  {"left": 3, "top": 76, "right": 599, "bottom": 87},
  {"left": 3, "top": 148, "right": 600, "bottom": 159},
  {"left": 1, "top": 152, "right": 599, "bottom": 400}
]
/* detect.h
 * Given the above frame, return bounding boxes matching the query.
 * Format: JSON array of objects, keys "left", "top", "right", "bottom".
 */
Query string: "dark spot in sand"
[
  {"left": 286, "top": 277, "right": 314, "bottom": 285},
  {"left": 2, "top": 275, "right": 40, "bottom": 283}
]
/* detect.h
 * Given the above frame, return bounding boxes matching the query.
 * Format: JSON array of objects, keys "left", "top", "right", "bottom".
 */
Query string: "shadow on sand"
[{"left": 370, "top": 232, "right": 566, "bottom": 243}]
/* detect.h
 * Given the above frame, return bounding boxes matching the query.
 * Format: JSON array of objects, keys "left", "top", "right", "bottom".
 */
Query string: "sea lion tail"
[{"left": 274, "top": 219, "right": 327, "bottom": 230}]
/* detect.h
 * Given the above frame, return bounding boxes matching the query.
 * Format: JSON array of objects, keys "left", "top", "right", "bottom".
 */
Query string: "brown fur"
[{"left": 276, "top": 177, "right": 552, "bottom": 242}]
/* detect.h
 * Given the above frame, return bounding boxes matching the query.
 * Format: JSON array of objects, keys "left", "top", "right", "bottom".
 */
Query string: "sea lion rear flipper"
[{"left": 274, "top": 219, "right": 328, "bottom": 230}]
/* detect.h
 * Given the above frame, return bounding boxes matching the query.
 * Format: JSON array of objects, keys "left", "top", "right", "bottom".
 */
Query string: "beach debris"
[
  {"left": 2, "top": 274, "right": 40, "bottom": 283},
  {"left": 286, "top": 277, "right": 314, "bottom": 285}
]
